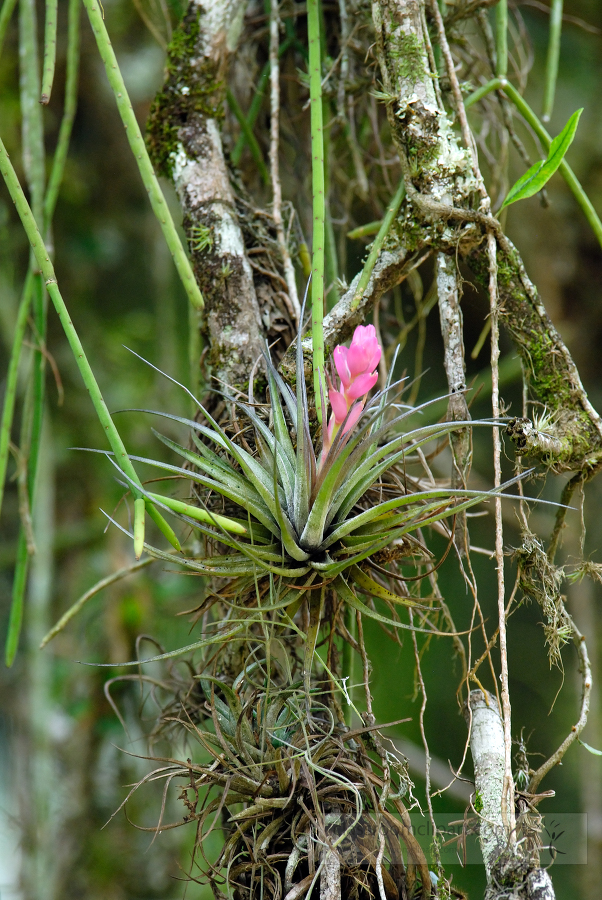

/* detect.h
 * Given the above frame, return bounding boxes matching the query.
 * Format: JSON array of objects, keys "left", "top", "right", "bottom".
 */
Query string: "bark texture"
[
  {"left": 147, "top": 0, "right": 264, "bottom": 389},
  {"left": 370, "top": 0, "right": 602, "bottom": 471},
  {"left": 466, "top": 690, "right": 556, "bottom": 900},
  {"left": 437, "top": 252, "right": 471, "bottom": 552}
]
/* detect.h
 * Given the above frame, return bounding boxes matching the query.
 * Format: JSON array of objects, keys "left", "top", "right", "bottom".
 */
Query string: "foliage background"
[{"left": 0, "top": 1, "right": 601, "bottom": 898}]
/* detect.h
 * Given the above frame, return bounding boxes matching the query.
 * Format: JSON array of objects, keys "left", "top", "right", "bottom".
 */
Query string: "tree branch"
[{"left": 147, "top": 0, "right": 264, "bottom": 389}]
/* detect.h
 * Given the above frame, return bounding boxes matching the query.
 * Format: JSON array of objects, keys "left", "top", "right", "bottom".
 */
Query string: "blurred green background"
[{"left": 1, "top": 1, "right": 601, "bottom": 898}]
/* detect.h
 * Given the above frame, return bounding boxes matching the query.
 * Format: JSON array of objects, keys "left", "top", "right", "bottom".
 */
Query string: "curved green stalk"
[
  {"left": 351, "top": 180, "right": 405, "bottom": 310},
  {"left": 43, "top": 0, "right": 80, "bottom": 226},
  {"left": 495, "top": 0, "right": 508, "bottom": 78},
  {"left": 0, "top": 137, "right": 181, "bottom": 547},
  {"left": 81, "top": 0, "right": 204, "bottom": 311},
  {"left": 19, "top": 0, "right": 45, "bottom": 221},
  {"left": 6, "top": 531, "right": 29, "bottom": 665},
  {"left": 8, "top": 0, "right": 48, "bottom": 667},
  {"left": 0, "top": 0, "right": 18, "bottom": 61},
  {"left": 307, "top": 0, "right": 325, "bottom": 422},
  {"left": 0, "top": 271, "right": 33, "bottom": 522},
  {"left": 40, "top": 557, "right": 154, "bottom": 649},
  {"left": 347, "top": 221, "right": 381, "bottom": 240},
  {"left": 40, "top": 0, "right": 57, "bottom": 103},
  {"left": 542, "top": 0, "right": 563, "bottom": 123},
  {"left": 464, "top": 77, "right": 504, "bottom": 109},
  {"left": 465, "top": 79, "right": 602, "bottom": 249}
]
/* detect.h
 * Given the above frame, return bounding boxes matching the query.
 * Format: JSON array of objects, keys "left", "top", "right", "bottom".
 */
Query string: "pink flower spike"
[
  {"left": 328, "top": 388, "right": 348, "bottom": 423},
  {"left": 346, "top": 342, "right": 370, "bottom": 378},
  {"left": 346, "top": 371, "right": 379, "bottom": 400},
  {"left": 347, "top": 324, "right": 380, "bottom": 377},
  {"left": 342, "top": 402, "right": 364, "bottom": 435},
  {"left": 333, "top": 346, "right": 351, "bottom": 389}
]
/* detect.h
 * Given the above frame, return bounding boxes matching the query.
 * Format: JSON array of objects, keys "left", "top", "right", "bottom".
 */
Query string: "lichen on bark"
[
  {"left": 146, "top": 0, "right": 264, "bottom": 390},
  {"left": 371, "top": 0, "right": 602, "bottom": 472}
]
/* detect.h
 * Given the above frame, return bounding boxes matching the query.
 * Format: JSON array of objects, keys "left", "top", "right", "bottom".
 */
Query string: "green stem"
[
  {"left": 465, "top": 79, "right": 602, "bottom": 249},
  {"left": 351, "top": 179, "right": 405, "bottom": 310},
  {"left": 7, "top": 0, "right": 48, "bottom": 667},
  {"left": 464, "top": 77, "right": 504, "bottom": 109},
  {"left": 6, "top": 530, "right": 29, "bottom": 664},
  {"left": 19, "top": 0, "right": 45, "bottom": 221},
  {"left": 0, "top": 136, "right": 181, "bottom": 550},
  {"left": 43, "top": 0, "right": 80, "bottom": 227},
  {"left": 40, "top": 557, "right": 153, "bottom": 649},
  {"left": 188, "top": 303, "right": 202, "bottom": 402},
  {"left": 308, "top": 0, "right": 325, "bottom": 422},
  {"left": 40, "top": 0, "right": 57, "bottom": 103},
  {"left": 28, "top": 274, "right": 46, "bottom": 504},
  {"left": 19, "top": 0, "right": 46, "bottom": 505},
  {"left": 81, "top": 0, "right": 203, "bottom": 311},
  {"left": 7, "top": 294, "right": 45, "bottom": 664},
  {"left": 347, "top": 220, "right": 381, "bottom": 240},
  {"left": 0, "top": 272, "right": 33, "bottom": 521},
  {"left": 226, "top": 88, "right": 270, "bottom": 185},
  {"left": 495, "top": 0, "right": 508, "bottom": 78},
  {"left": 0, "top": 0, "right": 18, "bottom": 61},
  {"left": 542, "top": 0, "right": 563, "bottom": 123},
  {"left": 231, "top": 36, "right": 294, "bottom": 167}
]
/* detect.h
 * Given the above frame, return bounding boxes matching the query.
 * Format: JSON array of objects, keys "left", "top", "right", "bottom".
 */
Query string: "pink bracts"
[{"left": 321, "top": 324, "right": 381, "bottom": 462}]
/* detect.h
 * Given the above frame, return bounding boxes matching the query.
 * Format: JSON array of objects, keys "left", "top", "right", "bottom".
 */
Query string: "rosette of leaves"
[{"left": 112, "top": 332, "right": 507, "bottom": 687}]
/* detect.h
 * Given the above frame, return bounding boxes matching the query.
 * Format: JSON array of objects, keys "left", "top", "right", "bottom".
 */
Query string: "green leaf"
[
  {"left": 501, "top": 108, "right": 583, "bottom": 209},
  {"left": 146, "top": 492, "right": 248, "bottom": 535},
  {"left": 349, "top": 565, "right": 427, "bottom": 608},
  {"left": 332, "top": 575, "right": 436, "bottom": 633},
  {"left": 579, "top": 739, "right": 602, "bottom": 756}
]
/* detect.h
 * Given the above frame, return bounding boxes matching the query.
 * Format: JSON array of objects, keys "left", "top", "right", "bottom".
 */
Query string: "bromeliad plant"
[{"left": 115, "top": 317, "right": 510, "bottom": 698}]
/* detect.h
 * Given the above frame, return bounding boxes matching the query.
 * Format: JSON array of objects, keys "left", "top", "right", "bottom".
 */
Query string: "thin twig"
[
  {"left": 488, "top": 231, "right": 516, "bottom": 838},
  {"left": 409, "top": 606, "right": 439, "bottom": 866}
]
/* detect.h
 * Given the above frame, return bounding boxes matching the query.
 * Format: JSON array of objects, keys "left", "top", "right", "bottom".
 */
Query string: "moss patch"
[
  {"left": 146, "top": 9, "right": 224, "bottom": 178},
  {"left": 387, "top": 30, "right": 427, "bottom": 86},
  {"left": 466, "top": 242, "right": 601, "bottom": 466}
]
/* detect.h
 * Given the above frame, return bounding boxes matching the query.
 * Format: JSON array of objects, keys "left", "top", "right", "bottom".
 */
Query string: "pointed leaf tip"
[{"left": 501, "top": 108, "right": 583, "bottom": 209}]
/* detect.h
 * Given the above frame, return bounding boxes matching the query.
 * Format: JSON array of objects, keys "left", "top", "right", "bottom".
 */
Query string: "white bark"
[
  {"left": 319, "top": 847, "right": 341, "bottom": 900},
  {"left": 466, "top": 689, "right": 556, "bottom": 900},
  {"left": 437, "top": 252, "right": 471, "bottom": 552},
  {"left": 165, "top": 0, "right": 264, "bottom": 388},
  {"left": 465, "top": 689, "right": 508, "bottom": 880}
]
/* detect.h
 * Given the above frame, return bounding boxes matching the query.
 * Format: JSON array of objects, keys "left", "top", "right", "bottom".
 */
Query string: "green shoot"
[
  {"left": 307, "top": 0, "right": 325, "bottom": 422},
  {"left": 40, "top": 0, "right": 58, "bottom": 103},
  {"left": 542, "top": 0, "right": 564, "bottom": 123},
  {"left": 495, "top": 0, "right": 508, "bottom": 78}
]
